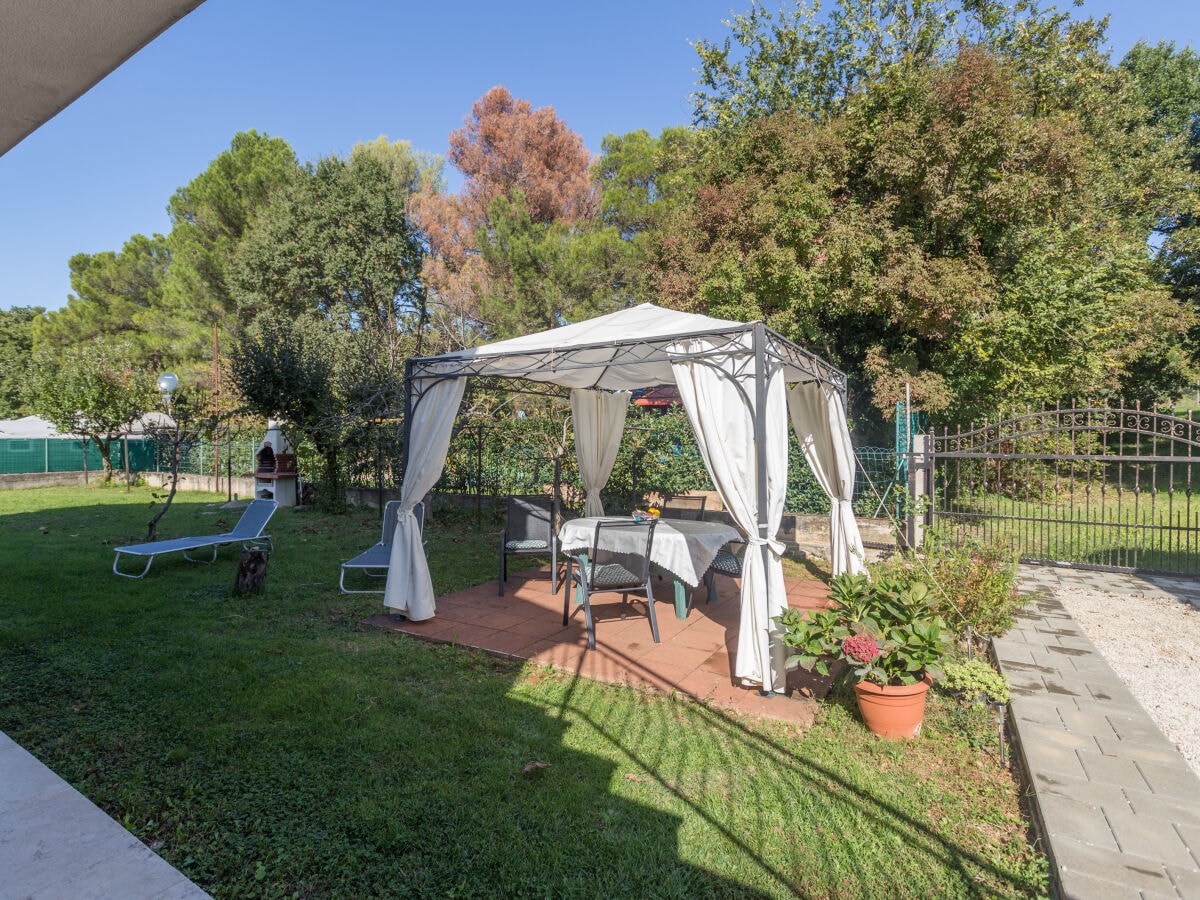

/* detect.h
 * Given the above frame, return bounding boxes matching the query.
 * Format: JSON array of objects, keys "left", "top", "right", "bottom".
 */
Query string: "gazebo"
[{"left": 383, "top": 303, "right": 866, "bottom": 692}]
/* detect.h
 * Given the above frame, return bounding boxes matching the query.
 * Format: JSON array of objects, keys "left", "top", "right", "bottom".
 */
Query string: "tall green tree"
[
  {"left": 26, "top": 340, "right": 152, "bottom": 481},
  {"left": 0, "top": 306, "right": 43, "bottom": 417},
  {"left": 231, "top": 138, "right": 433, "bottom": 369},
  {"left": 33, "top": 235, "right": 172, "bottom": 371},
  {"left": 161, "top": 130, "right": 300, "bottom": 357},
  {"left": 477, "top": 193, "right": 633, "bottom": 339},
  {"left": 1121, "top": 42, "right": 1200, "bottom": 311},
  {"left": 663, "top": 2, "right": 1197, "bottom": 426}
]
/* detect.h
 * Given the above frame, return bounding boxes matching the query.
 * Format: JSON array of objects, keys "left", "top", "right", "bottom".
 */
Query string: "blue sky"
[{"left": 1, "top": 0, "right": 1197, "bottom": 314}]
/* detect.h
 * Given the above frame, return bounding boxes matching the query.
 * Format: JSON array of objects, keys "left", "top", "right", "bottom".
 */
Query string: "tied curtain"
[
  {"left": 570, "top": 389, "right": 629, "bottom": 517},
  {"left": 670, "top": 339, "right": 791, "bottom": 693},
  {"left": 383, "top": 376, "right": 466, "bottom": 619},
  {"left": 787, "top": 381, "right": 867, "bottom": 576}
]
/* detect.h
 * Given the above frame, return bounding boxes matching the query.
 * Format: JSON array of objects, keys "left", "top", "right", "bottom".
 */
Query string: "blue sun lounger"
[
  {"left": 338, "top": 501, "right": 424, "bottom": 594},
  {"left": 112, "top": 499, "right": 278, "bottom": 578}
]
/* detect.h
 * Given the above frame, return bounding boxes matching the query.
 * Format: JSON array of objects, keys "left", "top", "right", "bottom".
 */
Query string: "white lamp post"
[{"left": 156, "top": 371, "right": 178, "bottom": 412}]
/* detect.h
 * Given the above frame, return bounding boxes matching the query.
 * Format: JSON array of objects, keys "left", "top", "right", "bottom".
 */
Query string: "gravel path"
[{"left": 1054, "top": 582, "right": 1200, "bottom": 779}]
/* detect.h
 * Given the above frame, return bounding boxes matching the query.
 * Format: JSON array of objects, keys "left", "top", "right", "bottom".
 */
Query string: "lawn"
[
  {"left": 0, "top": 486, "right": 1047, "bottom": 898},
  {"left": 935, "top": 487, "right": 1200, "bottom": 573}
]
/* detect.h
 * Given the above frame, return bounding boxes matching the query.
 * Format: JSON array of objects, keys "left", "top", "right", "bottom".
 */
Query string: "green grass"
[
  {"left": 0, "top": 486, "right": 1047, "bottom": 898},
  {"left": 937, "top": 488, "right": 1200, "bottom": 572}
]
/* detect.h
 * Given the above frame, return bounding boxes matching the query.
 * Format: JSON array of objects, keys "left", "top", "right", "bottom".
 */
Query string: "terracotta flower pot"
[{"left": 853, "top": 674, "right": 933, "bottom": 740}]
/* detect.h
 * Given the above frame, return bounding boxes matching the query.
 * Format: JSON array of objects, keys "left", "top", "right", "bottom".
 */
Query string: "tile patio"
[{"left": 364, "top": 564, "right": 835, "bottom": 728}]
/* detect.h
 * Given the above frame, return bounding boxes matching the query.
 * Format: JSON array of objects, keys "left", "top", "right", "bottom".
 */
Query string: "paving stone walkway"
[{"left": 996, "top": 567, "right": 1200, "bottom": 899}]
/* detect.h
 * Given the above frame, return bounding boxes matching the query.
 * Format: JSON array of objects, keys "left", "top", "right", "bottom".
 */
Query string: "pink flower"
[{"left": 842, "top": 634, "right": 880, "bottom": 664}]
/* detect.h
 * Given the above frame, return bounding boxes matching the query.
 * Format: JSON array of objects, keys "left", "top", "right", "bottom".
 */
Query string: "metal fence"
[
  {"left": 425, "top": 420, "right": 900, "bottom": 518},
  {"left": 928, "top": 401, "right": 1200, "bottom": 575}
]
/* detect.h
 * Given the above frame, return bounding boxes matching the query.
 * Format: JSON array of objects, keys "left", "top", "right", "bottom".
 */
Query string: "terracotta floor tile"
[
  {"left": 638, "top": 641, "right": 718, "bottom": 673},
  {"left": 474, "top": 629, "right": 541, "bottom": 658},
  {"left": 505, "top": 615, "right": 574, "bottom": 640}
]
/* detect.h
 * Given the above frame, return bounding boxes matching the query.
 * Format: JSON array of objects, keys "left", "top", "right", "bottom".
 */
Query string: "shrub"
[
  {"left": 941, "top": 657, "right": 1011, "bottom": 705},
  {"left": 873, "top": 532, "right": 1025, "bottom": 640}
]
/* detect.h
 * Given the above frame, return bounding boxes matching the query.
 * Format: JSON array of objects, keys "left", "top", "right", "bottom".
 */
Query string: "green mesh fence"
[
  {"left": 0, "top": 438, "right": 156, "bottom": 475},
  {"left": 0, "top": 436, "right": 260, "bottom": 478}
]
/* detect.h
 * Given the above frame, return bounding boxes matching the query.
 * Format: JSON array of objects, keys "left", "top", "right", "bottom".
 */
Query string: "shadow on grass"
[
  {"left": 0, "top": 489, "right": 767, "bottom": 897},
  {"left": 0, "top": 489, "right": 1044, "bottom": 896},
  {"left": 535, "top": 643, "right": 1041, "bottom": 899}
]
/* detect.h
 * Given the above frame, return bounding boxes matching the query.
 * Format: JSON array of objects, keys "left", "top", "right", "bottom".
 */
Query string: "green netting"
[{"left": 3, "top": 437, "right": 171, "bottom": 475}]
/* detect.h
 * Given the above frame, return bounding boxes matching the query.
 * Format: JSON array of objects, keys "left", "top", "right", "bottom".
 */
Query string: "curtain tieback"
[{"left": 746, "top": 535, "right": 787, "bottom": 558}]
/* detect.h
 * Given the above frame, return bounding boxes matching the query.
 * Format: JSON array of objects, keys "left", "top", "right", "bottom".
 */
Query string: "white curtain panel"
[
  {"left": 670, "top": 340, "right": 790, "bottom": 692},
  {"left": 570, "top": 388, "right": 630, "bottom": 517},
  {"left": 383, "top": 377, "right": 467, "bottom": 619},
  {"left": 786, "top": 381, "right": 867, "bottom": 576}
]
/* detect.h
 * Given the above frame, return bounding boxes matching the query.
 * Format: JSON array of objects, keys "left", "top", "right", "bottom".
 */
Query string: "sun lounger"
[
  {"left": 339, "top": 501, "right": 424, "bottom": 594},
  {"left": 112, "top": 499, "right": 278, "bottom": 578}
]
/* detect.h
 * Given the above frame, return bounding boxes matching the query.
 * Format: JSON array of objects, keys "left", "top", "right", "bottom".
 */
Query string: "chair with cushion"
[
  {"left": 703, "top": 541, "right": 745, "bottom": 604},
  {"left": 563, "top": 519, "right": 659, "bottom": 650},
  {"left": 659, "top": 495, "right": 707, "bottom": 520},
  {"left": 339, "top": 501, "right": 424, "bottom": 594},
  {"left": 499, "top": 494, "right": 559, "bottom": 595}
]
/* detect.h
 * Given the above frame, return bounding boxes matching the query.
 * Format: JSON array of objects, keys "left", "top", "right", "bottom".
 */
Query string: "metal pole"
[
  {"left": 377, "top": 421, "right": 385, "bottom": 515},
  {"left": 213, "top": 322, "right": 220, "bottom": 490},
  {"left": 401, "top": 360, "right": 414, "bottom": 491},
  {"left": 752, "top": 323, "right": 774, "bottom": 694},
  {"left": 475, "top": 426, "right": 483, "bottom": 528}
]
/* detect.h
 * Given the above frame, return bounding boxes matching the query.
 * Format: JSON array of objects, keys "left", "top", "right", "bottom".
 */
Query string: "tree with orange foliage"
[{"left": 412, "top": 86, "right": 597, "bottom": 346}]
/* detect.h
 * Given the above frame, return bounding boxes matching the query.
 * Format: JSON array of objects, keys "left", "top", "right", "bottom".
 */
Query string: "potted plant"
[{"left": 774, "top": 572, "right": 951, "bottom": 739}]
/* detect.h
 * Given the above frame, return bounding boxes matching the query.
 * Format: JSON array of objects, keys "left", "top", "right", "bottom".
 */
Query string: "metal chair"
[
  {"left": 563, "top": 519, "right": 659, "bottom": 650},
  {"left": 659, "top": 495, "right": 707, "bottom": 520},
  {"left": 499, "top": 494, "right": 559, "bottom": 595},
  {"left": 338, "top": 501, "right": 424, "bottom": 594},
  {"left": 703, "top": 541, "right": 745, "bottom": 604}
]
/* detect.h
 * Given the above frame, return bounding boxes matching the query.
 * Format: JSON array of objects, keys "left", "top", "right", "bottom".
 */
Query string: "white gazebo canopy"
[{"left": 384, "top": 303, "right": 867, "bottom": 692}]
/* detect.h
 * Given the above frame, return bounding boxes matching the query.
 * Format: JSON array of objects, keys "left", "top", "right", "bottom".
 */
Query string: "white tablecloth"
[{"left": 559, "top": 517, "right": 740, "bottom": 588}]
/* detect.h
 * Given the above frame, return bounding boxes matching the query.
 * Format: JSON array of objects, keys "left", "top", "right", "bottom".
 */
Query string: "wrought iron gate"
[{"left": 928, "top": 401, "right": 1200, "bottom": 575}]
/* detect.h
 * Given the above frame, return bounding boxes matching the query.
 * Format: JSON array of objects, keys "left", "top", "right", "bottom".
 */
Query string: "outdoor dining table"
[{"left": 558, "top": 516, "right": 741, "bottom": 620}]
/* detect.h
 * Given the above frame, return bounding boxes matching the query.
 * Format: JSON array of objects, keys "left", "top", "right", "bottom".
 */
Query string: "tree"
[
  {"left": 142, "top": 386, "right": 218, "bottom": 540},
  {"left": 412, "top": 87, "right": 598, "bottom": 344},
  {"left": 160, "top": 130, "right": 300, "bottom": 355},
  {"left": 661, "top": 4, "right": 1198, "bottom": 427},
  {"left": 231, "top": 138, "right": 434, "bottom": 369},
  {"left": 692, "top": 0, "right": 984, "bottom": 128},
  {"left": 0, "top": 306, "right": 43, "bottom": 417},
  {"left": 1121, "top": 42, "right": 1200, "bottom": 312},
  {"left": 26, "top": 340, "right": 152, "bottom": 481},
  {"left": 594, "top": 127, "right": 702, "bottom": 239},
  {"left": 227, "top": 311, "right": 349, "bottom": 512},
  {"left": 33, "top": 234, "right": 172, "bottom": 371},
  {"left": 476, "top": 193, "right": 633, "bottom": 339}
]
